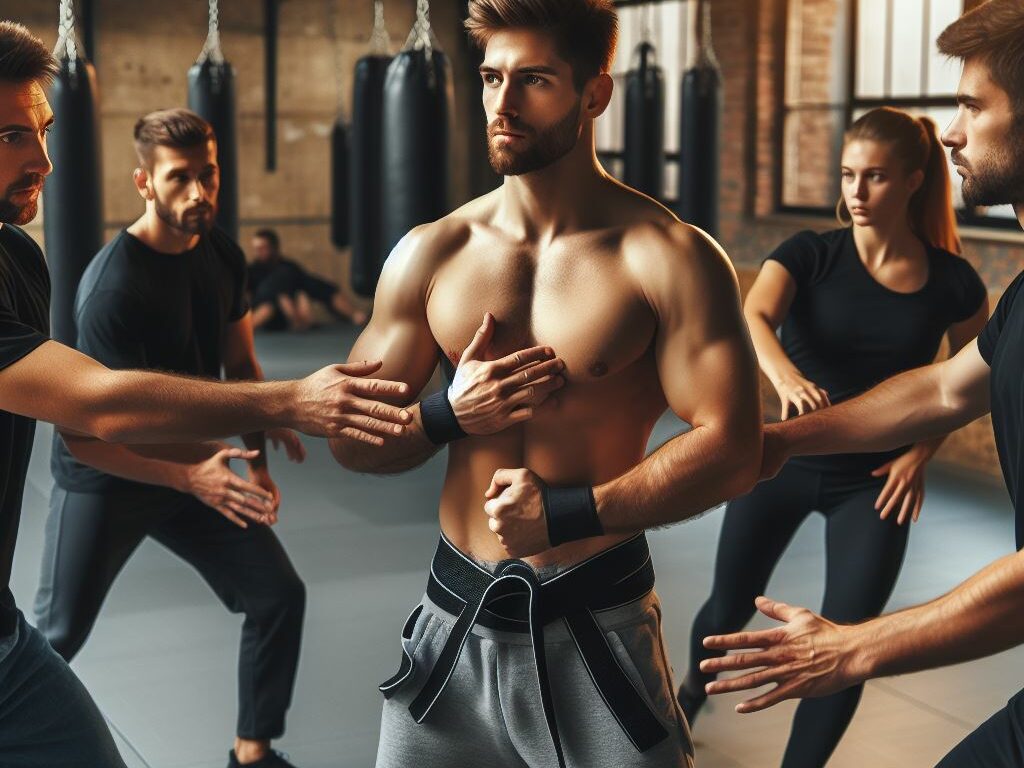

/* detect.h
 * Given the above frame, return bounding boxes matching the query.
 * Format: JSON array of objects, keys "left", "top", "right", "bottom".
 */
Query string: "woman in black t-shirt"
[{"left": 681, "top": 108, "right": 990, "bottom": 766}]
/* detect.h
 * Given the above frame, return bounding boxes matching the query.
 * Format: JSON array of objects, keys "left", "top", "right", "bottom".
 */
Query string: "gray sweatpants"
[{"left": 375, "top": 590, "right": 695, "bottom": 768}]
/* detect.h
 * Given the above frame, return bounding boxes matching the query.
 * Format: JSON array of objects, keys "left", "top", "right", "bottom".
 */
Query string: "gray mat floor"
[{"left": 10, "top": 325, "right": 1022, "bottom": 768}]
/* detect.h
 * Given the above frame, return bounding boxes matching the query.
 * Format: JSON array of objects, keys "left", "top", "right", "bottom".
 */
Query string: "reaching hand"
[
  {"left": 872, "top": 446, "right": 929, "bottom": 525},
  {"left": 772, "top": 373, "right": 830, "bottom": 420},
  {"left": 699, "top": 596, "right": 867, "bottom": 713},
  {"left": 267, "top": 427, "right": 307, "bottom": 463},
  {"left": 449, "top": 313, "right": 566, "bottom": 435},
  {"left": 293, "top": 360, "right": 413, "bottom": 444},
  {"left": 186, "top": 447, "right": 275, "bottom": 529},
  {"left": 484, "top": 468, "right": 549, "bottom": 558},
  {"left": 248, "top": 464, "right": 282, "bottom": 525}
]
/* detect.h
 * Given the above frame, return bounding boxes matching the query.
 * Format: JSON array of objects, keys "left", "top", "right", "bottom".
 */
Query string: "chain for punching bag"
[
  {"left": 188, "top": 0, "right": 239, "bottom": 238},
  {"left": 623, "top": 5, "right": 665, "bottom": 199},
  {"left": 44, "top": 0, "right": 104, "bottom": 346},
  {"left": 380, "top": 0, "right": 452, "bottom": 262},
  {"left": 349, "top": 1, "right": 394, "bottom": 296},
  {"left": 678, "top": 0, "right": 721, "bottom": 237}
]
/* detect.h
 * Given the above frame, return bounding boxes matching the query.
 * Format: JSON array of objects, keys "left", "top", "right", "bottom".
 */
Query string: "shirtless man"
[
  {"left": 329, "top": 2, "right": 762, "bottom": 766},
  {"left": 0, "top": 21, "right": 409, "bottom": 766}
]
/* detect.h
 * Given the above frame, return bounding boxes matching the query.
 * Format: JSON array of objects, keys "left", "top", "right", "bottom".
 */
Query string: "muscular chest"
[{"left": 427, "top": 247, "right": 656, "bottom": 382}]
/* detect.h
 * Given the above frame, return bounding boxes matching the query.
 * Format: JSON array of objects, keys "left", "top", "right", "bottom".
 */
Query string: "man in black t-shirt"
[
  {"left": 38, "top": 108, "right": 310, "bottom": 768},
  {"left": 698, "top": 3, "right": 1024, "bottom": 766},
  {"left": 0, "top": 22, "right": 411, "bottom": 768},
  {"left": 248, "top": 228, "right": 368, "bottom": 331}
]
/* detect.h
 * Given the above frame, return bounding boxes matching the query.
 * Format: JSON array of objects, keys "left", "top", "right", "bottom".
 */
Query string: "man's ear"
[
  {"left": 132, "top": 167, "right": 152, "bottom": 201},
  {"left": 583, "top": 72, "right": 614, "bottom": 119}
]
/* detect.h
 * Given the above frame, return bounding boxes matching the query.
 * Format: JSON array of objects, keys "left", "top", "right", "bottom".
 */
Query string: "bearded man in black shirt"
[
  {"left": 0, "top": 21, "right": 410, "bottom": 768},
  {"left": 700, "top": 2, "right": 1024, "bottom": 766},
  {"left": 38, "top": 108, "right": 313, "bottom": 768}
]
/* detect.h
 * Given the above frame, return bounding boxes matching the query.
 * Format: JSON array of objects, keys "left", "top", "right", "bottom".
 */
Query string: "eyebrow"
[
  {"left": 0, "top": 117, "right": 54, "bottom": 133},
  {"left": 479, "top": 65, "right": 559, "bottom": 76},
  {"left": 841, "top": 166, "right": 888, "bottom": 171},
  {"left": 956, "top": 93, "right": 980, "bottom": 106}
]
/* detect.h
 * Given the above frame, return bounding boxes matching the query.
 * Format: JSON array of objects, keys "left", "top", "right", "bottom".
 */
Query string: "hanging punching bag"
[
  {"left": 678, "top": 0, "right": 721, "bottom": 237},
  {"left": 187, "top": 0, "right": 239, "bottom": 239},
  {"left": 380, "top": 0, "right": 451, "bottom": 262},
  {"left": 349, "top": 53, "right": 391, "bottom": 295},
  {"left": 623, "top": 41, "right": 665, "bottom": 199},
  {"left": 43, "top": 2, "right": 103, "bottom": 346}
]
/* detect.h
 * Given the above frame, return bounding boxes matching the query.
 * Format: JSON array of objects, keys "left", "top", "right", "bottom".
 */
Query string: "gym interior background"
[{"left": 3, "top": 1, "right": 1024, "bottom": 767}]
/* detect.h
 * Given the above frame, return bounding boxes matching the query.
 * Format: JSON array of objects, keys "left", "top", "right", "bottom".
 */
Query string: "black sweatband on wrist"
[
  {"left": 420, "top": 389, "right": 467, "bottom": 445},
  {"left": 543, "top": 485, "right": 604, "bottom": 546}
]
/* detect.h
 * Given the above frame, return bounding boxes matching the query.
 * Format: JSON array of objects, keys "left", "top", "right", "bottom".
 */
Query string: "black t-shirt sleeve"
[
  {"left": 946, "top": 255, "right": 988, "bottom": 323},
  {"left": 212, "top": 228, "right": 250, "bottom": 322},
  {"left": 0, "top": 306, "right": 47, "bottom": 372},
  {"left": 763, "top": 230, "right": 823, "bottom": 289},
  {"left": 75, "top": 289, "right": 149, "bottom": 369},
  {"left": 978, "top": 270, "right": 1024, "bottom": 365}
]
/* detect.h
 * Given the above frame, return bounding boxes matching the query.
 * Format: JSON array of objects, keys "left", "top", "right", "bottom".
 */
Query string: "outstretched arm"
[
  {"left": 700, "top": 546, "right": 1024, "bottom": 713},
  {"left": 0, "top": 339, "right": 411, "bottom": 444}
]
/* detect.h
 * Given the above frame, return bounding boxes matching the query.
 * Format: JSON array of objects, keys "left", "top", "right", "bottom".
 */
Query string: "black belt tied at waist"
[{"left": 379, "top": 533, "right": 669, "bottom": 766}]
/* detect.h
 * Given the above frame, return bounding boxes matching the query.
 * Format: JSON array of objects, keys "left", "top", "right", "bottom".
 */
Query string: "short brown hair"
[
  {"left": 0, "top": 21, "right": 59, "bottom": 85},
  {"left": 937, "top": 0, "right": 1024, "bottom": 121},
  {"left": 133, "top": 108, "right": 216, "bottom": 168},
  {"left": 465, "top": 0, "right": 618, "bottom": 91}
]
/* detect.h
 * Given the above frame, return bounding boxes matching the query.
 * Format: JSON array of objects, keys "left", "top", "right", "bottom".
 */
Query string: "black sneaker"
[
  {"left": 677, "top": 682, "right": 708, "bottom": 726},
  {"left": 227, "top": 749, "right": 297, "bottom": 768}
]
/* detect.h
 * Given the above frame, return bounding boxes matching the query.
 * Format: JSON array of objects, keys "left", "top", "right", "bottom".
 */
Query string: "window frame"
[{"left": 778, "top": 0, "right": 1018, "bottom": 230}]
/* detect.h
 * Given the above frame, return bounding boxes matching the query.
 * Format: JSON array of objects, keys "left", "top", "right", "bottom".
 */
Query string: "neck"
[
  {"left": 496, "top": 125, "right": 609, "bottom": 243},
  {"left": 126, "top": 206, "right": 200, "bottom": 254},
  {"left": 852, "top": 216, "right": 921, "bottom": 266}
]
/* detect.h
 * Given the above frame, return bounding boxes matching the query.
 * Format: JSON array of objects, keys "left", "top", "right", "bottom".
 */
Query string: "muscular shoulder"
[
  {"left": 622, "top": 220, "right": 738, "bottom": 321},
  {"left": 377, "top": 211, "right": 475, "bottom": 307}
]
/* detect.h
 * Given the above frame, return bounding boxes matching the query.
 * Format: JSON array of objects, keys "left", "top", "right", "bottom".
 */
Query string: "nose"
[
  {"left": 852, "top": 176, "right": 868, "bottom": 201},
  {"left": 494, "top": 80, "right": 518, "bottom": 121},
  {"left": 941, "top": 107, "right": 966, "bottom": 150},
  {"left": 27, "top": 132, "right": 53, "bottom": 177},
  {"left": 188, "top": 178, "right": 204, "bottom": 201}
]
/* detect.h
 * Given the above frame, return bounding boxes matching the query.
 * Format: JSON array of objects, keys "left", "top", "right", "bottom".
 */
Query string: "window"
[
  {"left": 597, "top": 0, "right": 690, "bottom": 203},
  {"left": 781, "top": 0, "right": 1016, "bottom": 228}
]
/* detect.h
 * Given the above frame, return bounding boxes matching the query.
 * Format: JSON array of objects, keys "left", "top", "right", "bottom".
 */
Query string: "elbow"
[{"left": 723, "top": 428, "right": 763, "bottom": 498}]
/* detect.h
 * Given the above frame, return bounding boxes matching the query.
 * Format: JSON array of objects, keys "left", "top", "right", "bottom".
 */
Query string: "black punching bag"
[
  {"left": 187, "top": 2, "right": 238, "bottom": 239},
  {"left": 380, "top": 6, "right": 451, "bottom": 261},
  {"left": 44, "top": 54, "right": 103, "bottom": 346},
  {"left": 623, "top": 42, "right": 665, "bottom": 199},
  {"left": 330, "top": 119, "right": 350, "bottom": 250},
  {"left": 188, "top": 60, "right": 238, "bottom": 239},
  {"left": 350, "top": 54, "right": 391, "bottom": 296},
  {"left": 678, "top": 0, "right": 721, "bottom": 236}
]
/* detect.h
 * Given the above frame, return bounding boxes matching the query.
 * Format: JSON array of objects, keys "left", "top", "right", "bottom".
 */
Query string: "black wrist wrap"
[
  {"left": 543, "top": 485, "right": 604, "bottom": 546},
  {"left": 420, "top": 390, "right": 467, "bottom": 445}
]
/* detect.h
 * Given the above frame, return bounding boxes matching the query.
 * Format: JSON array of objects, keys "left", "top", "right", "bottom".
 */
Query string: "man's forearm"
[
  {"left": 89, "top": 369, "right": 293, "bottom": 443},
  {"left": 330, "top": 402, "right": 438, "bottom": 474},
  {"left": 850, "top": 550, "right": 1024, "bottom": 683},
  {"left": 783, "top": 365, "right": 970, "bottom": 458},
  {"left": 60, "top": 435, "right": 223, "bottom": 492},
  {"left": 226, "top": 361, "right": 268, "bottom": 469},
  {"left": 594, "top": 423, "right": 761, "bottom": 533}
]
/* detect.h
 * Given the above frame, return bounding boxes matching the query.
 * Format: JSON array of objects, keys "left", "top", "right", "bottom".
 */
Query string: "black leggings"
[{"left": 687, "top": 460, "right": 910, "bottom": 768}]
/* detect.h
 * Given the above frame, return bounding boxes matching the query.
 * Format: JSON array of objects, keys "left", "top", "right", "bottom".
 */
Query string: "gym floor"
[{"left": 10, "top": 325, "right": 1022, "bottom": 768}]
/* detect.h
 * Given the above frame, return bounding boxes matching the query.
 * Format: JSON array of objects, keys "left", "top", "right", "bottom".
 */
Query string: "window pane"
[
  {"left": 927, "top": 0, "right": 963, "bottom": 94},
  {"left": 890, "top": 0, "right": 924, "bottom": 96},
  {"left": 787, "top": 0, "right": 850, "bottom": 105},
  {"left": 782, "top": 108, "right": 844, "bottom": 207},
  {"left": 856, "top": 0, "right": 887, "bottom": 97}
]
